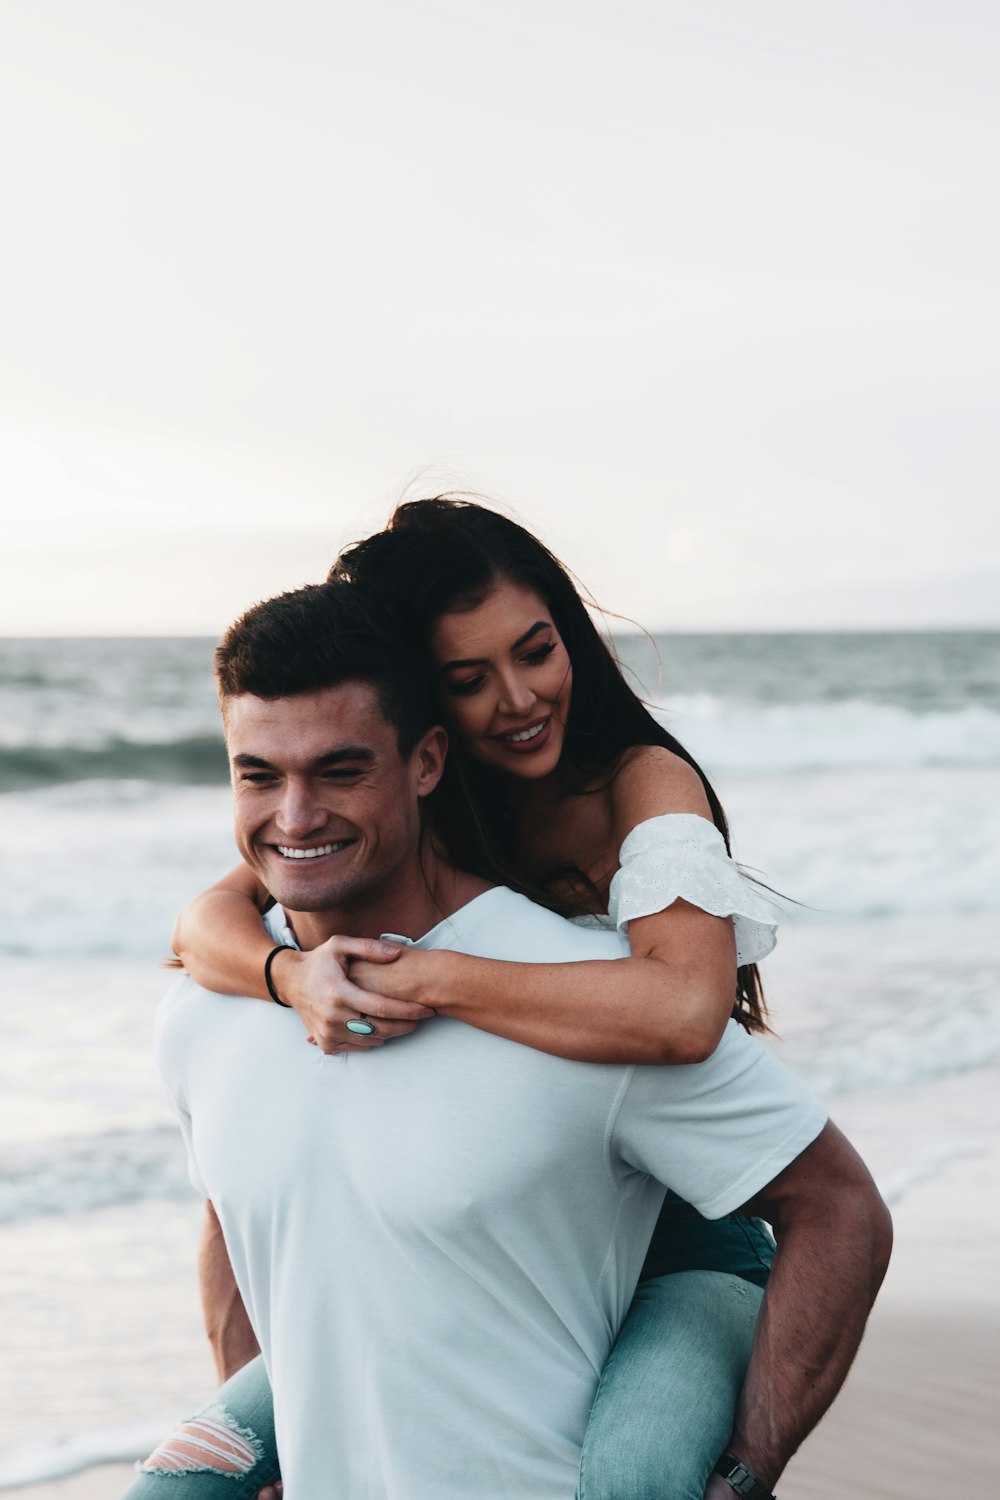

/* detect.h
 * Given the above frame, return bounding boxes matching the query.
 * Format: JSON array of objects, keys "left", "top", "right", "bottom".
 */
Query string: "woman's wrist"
[
  {"left": 424, "top": 949, "right": 472, "bottom": 1018},
  {"left": 267, "top": 946, "right": 306, "bottom": 1008}
]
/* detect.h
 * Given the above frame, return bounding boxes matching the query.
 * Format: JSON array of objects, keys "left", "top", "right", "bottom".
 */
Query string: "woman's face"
[{"left": 429, "top": 579, "right": 573, "bottom": 781}]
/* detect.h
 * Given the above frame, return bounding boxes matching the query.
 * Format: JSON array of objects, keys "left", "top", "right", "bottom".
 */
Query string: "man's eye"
[
  {"left": 241, "top": 773, "right": 275, "bottom": 785},
  {"left": 322, "top": 769, "right": 363, "bottom": 780}
]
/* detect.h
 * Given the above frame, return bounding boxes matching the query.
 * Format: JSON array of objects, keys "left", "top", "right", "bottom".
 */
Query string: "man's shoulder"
[{"left": 429, "top": 886, "right": 629, "bottom": 963}]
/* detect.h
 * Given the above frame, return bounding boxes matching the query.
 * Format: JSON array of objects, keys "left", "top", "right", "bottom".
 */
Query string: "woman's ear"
[{"left": 413, "top": 725, "right": 449, "bottom": 799}]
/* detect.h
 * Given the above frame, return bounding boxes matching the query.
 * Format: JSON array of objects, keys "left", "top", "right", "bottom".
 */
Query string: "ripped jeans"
[
  {"left": 123, "top": 1204, "right": 774, "bottom": 1500},
  {"left": 129, "top": 1361, "right": 280, "bottom": 1499}
]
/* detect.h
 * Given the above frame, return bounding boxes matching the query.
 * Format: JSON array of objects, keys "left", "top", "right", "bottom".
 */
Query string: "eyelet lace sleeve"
[{"left": 607, "top": 814, "right": 779, "bottom": 966}]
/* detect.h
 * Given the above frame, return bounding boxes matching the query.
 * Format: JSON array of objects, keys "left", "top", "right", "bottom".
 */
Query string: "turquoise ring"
[{"left": 345, "top": 1015, "right": 377, "bottom": 1037}]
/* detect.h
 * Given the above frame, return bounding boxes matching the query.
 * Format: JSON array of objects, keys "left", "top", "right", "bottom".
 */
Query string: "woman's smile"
[{"left": 492, "top": 715, "right": 553, "bottom": 754}]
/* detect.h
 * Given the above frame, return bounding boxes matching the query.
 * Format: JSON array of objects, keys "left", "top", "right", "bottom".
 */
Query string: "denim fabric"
[
  {"left": 120, "top": 1356, "right": 278, "bottom": 1500},
  {"left": 577, "top": 1270, "right": 764, "bottom": 1500},
  {"left": 639, "top": 1193, "right": 776, "bottom": 1289}
]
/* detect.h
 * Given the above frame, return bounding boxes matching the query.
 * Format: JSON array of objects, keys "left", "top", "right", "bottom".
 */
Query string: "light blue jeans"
[{"left": 122, "top": 1201, "right": 773, "bottom": 1500}]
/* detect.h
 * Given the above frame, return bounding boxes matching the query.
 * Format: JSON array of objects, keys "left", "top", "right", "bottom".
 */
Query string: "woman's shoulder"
[{"left": 609, "top": 745, "right": 713, "bottom": 839}]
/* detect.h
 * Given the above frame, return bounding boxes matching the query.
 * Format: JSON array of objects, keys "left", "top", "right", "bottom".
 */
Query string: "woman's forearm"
[
  {"left": 173, "top": 890, "right": 280, "bottom": 999},
  {"left": 429, "top": 951, "right": 733, "bottom": 1065}
]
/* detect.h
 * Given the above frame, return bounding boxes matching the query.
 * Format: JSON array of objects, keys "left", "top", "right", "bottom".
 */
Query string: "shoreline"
[{"left": 5, "top": 1132, "right": 997, "bottom": 1499}]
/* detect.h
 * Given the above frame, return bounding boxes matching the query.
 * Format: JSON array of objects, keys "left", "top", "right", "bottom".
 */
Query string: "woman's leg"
[
  {"left": 576, "top": 1271, "right": 763, "bottom": 1500},
  {"left": 120, "top": 1355, "right": 280, "bottom": 1500}
]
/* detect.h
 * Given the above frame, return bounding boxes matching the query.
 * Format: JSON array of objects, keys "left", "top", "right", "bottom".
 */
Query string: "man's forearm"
[
  {"left": 714, "top": 1125, "right": 893, "bottom": 1492},
  {"left": 199, "top": 1200, "right": 260, "bottom": 1383}
]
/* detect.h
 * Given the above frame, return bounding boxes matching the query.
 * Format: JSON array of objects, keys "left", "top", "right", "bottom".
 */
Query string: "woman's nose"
[{"left": 497, "top": 671, "right": 535, "bottom": 717}]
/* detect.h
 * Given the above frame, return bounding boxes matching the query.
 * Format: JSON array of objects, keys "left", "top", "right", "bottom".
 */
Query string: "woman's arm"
[
  {"left": 351, "top": 749, "right": 744, "bottom": 1066},
  {"left": 355, "top": 902, "right": 734, "bottom": 1065},
  {"left": 172, "top": 864, "right": 276, "bottom": 995},
  {"left": 173, "top": 866, "right": 435, "bottom": 1048}
]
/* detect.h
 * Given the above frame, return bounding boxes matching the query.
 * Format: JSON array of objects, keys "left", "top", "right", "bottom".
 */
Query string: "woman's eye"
[
  {"left": 524, "top": 642, "right": 556, "bottom": 666},
  {"left": 447, "top": 675, "right": 486, "bottom": 697}
]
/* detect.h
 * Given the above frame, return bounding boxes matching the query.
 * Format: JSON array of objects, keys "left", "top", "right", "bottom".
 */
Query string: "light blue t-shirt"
[{"left": 157, "top": 886, "right": 825, "bottom": 1500}]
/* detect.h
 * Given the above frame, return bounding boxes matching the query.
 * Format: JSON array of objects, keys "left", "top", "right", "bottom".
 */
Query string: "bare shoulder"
[{"left": 609, "top": 745, "right": 713, "bottom": 837}]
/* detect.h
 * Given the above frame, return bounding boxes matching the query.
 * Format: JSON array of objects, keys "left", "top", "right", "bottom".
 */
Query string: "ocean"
[{"left": 2, "top": 631, "right": 999, "bottom": 1487}]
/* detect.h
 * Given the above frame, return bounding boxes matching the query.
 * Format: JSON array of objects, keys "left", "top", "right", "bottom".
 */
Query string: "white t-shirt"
[{"left": 156, "top": 886, "right": 825, "bottom": 1500}]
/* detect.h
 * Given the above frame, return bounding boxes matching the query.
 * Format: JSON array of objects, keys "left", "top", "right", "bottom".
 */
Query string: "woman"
[{"left": 135, "top": 499, "right": 780, "bottom": 1500}]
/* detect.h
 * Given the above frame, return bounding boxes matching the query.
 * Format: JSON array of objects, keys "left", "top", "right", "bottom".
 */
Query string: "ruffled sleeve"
[{"left": 607, "top": 814, "right": 779, "bottom": 966}]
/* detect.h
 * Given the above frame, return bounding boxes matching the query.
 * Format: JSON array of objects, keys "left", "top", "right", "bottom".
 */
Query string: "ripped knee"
[{"left": 140, "top": 1404, "right": 264, "bottom": 1477}]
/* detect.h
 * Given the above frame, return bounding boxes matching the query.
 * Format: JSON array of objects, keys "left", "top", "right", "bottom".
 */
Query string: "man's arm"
[
  {"left": 706, "top": 1121, "right": 893, "bottom": 1497},
  {"left": 199, "top": 1200, "right": 261, "bottom": 1383}
]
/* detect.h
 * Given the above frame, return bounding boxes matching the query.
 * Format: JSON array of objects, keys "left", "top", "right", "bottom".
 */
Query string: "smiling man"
[{"left": 149, "top": 581, "right": 889, "bottom": 1500}]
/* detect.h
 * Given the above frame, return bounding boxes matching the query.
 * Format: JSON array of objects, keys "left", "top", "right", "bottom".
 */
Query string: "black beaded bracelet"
[{"left": 264, "top": 944, "right": 294, "bottom": 1007}]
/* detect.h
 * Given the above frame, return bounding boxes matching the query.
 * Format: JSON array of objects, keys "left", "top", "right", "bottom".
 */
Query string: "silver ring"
[{"left": 345, "top": 1014, "right": 377, "bottom": 1037}]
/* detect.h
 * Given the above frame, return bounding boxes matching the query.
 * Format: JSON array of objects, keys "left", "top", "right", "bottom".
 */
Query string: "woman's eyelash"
[
  {"left": 445, "top": 641, "right": 557, "bottom": 697},
  {"left": 447, "top": 675, "right": 486, "bottom": 697}
]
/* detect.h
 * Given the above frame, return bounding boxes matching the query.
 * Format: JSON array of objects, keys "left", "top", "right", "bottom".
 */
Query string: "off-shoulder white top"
[{"left": 574, "top": 813, "right": 779, "bottom": 967}]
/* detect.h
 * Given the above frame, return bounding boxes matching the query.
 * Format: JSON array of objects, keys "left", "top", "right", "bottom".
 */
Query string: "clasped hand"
[{"left": 275, "top": 938, "right": 437, "bottom": 1053}]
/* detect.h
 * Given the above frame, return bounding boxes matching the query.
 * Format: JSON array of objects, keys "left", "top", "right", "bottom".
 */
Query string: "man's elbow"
[
  {"left": 832, "top": 1156, "right": 893, "bottom": 1285},
  {"left": 807, "top": 1170, "right": 894, "bottom": 1301},
  {"left": 863, "top": 1183, "right": 894, "bottom": 1292}
]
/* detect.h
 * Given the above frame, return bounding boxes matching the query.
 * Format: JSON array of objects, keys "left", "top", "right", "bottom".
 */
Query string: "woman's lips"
[{"left": 492, "top": 717, "right": 552, "bottom": 754}]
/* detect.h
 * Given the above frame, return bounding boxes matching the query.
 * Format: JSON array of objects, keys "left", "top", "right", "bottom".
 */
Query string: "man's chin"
[{"left": 266, "top": 879, "right": 349, "bottom": 915}]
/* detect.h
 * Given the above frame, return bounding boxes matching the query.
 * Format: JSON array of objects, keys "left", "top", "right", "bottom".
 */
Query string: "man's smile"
[{"left": 273, "top": 840, "right": 356, "bottom": 861}]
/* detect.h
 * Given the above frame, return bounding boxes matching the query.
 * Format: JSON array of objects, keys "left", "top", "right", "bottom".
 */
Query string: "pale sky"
[{"left": 2, "top": 0, "right": 998, "bottom": 634}]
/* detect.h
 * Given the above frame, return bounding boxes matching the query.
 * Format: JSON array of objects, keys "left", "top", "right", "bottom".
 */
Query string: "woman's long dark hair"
[{"left": 331, "top": 496, "right": 768, "bottom": 1033}]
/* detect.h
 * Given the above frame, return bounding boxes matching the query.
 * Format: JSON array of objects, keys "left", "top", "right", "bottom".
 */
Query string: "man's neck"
[{"left": 284, "top": 856, "right": 493, "bottom": 951}]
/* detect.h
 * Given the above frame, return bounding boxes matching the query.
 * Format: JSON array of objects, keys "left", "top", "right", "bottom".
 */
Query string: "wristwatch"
[{"left": 712, "top": 1453, "right": 778, "bottom": 1500}]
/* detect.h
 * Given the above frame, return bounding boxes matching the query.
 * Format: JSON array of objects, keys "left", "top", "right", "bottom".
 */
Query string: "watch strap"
[{"left": 712, "top": 1452, "right": 778, "bottom": 1500}]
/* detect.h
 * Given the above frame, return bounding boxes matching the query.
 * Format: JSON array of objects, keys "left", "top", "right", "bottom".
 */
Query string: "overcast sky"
[{"left": 2, "top": 0, "right": 997, "bottom": 634}]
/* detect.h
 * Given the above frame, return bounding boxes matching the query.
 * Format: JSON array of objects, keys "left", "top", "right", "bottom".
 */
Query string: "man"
[{"left": 154, "top": 582, "right": 890, "bottom": 1500}]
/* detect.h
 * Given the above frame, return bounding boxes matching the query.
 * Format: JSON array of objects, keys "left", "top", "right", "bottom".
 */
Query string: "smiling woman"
[{"left": 431, "top": 579, "right": 574, "bottom": 778}]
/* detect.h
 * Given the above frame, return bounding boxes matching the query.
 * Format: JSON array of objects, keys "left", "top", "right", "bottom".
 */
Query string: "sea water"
[{"left": 1, "top": 632, "right": 998, "bottom": 1484}]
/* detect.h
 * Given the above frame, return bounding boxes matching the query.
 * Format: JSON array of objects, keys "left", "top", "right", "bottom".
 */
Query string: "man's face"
[{"left": 225, "top": 681, "right": 440, "bottom": 914}]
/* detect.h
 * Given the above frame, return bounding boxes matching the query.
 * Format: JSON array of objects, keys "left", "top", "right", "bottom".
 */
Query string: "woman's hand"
[
  {"left": 271, "top": 938, "right": 436, "bottom": 1055},
  {"left": 350, "top": 945, "right": 451, "bottom": 1012}
]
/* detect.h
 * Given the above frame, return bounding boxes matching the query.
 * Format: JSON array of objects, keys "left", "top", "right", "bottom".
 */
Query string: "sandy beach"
[{"left": 5, "top": 1128, "right": 996, "bottom": 1500}]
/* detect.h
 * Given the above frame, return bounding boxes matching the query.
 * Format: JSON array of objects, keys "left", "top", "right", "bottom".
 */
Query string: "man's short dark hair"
[{"left": 215, "top": 580, "right": 435, "bottom": 756}]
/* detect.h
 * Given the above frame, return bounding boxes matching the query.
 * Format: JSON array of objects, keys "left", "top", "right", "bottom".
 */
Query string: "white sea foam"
[
  {"left": 0, "top": 781, "right": 236, "bottom": 957},
  {"left": 0, "top": 1128, "right": 195, "bottom": 1225},
  {"left": 725, "top": 765, "right": 1000, "bottom": 920},
  {"left": 0, "top": 1423, "right": 165, "bottom": 1488},
  {"left": 656, "top": 696, "right": 1000, "bottom": 774}
]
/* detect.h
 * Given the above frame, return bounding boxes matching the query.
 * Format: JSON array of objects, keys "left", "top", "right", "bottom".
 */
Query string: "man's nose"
[{"left": 276, "top": 780, "right": 325, "bottom": 838}]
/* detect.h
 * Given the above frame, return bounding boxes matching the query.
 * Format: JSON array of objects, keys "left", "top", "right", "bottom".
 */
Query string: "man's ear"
[{"left": 413, "top": 725, "right": 448, "bottom": 799}]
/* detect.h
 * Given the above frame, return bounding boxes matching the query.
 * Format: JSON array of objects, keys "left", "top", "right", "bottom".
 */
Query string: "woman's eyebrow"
[{"left": 439, "top": 621, "right": 551, "bottom": 673}]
